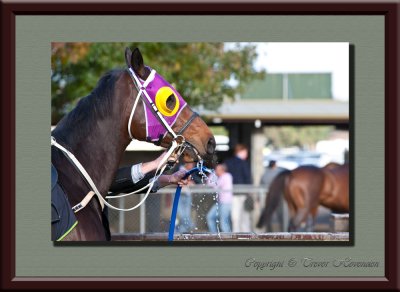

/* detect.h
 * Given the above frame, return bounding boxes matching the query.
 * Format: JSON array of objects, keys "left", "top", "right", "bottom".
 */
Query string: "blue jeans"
[
  {"left": 206, "top": 203, "right": 232, "bottom": 233},
  {"left": 176, "top": 193, "right": 194, "bottom": 233}
]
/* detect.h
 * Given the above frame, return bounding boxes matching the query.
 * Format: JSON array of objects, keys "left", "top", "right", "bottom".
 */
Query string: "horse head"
[{"left": 124, "top": 47, "right": 217, "bottom": 167}]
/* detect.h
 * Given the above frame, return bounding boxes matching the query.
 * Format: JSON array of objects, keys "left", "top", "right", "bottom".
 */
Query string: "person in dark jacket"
[
  {"left": 224, "top": 144, "right": 253, "bottom": 232},
  {"left": 108, "top": 151, "right": 188, "bottom": 196},
  {"left": 102, "top": 152, "right": 189, "bottom": 238}
]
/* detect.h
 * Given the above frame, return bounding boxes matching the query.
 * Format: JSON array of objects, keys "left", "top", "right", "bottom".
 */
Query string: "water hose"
[{"left": 168, "top": 166, "right": 212, "bottom": 241}]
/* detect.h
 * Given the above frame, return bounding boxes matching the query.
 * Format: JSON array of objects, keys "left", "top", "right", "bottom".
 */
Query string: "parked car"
[{"left": 264, "top": 150, "right": 330, "bottom": 170}]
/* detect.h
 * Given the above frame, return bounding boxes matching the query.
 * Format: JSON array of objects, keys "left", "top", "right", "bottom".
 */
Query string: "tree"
[
  {"left": 264, "top": 126, "right": 334, "bottom": 150},
  {"left": 51, "top": 42, "right": 265, "bottom": 124}
]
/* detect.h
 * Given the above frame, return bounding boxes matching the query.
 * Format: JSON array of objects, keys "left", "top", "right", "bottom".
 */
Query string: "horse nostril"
[{"left": 206, "top": 137, "right": 216, "bottom": 154}]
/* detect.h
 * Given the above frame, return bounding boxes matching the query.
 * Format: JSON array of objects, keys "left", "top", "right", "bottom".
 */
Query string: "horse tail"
[
  {"left": 256, "top": 169, "right": 291, "bottom": 230},
  {"left": 256, "top": 205, "right": 268, "bottom": 229}
]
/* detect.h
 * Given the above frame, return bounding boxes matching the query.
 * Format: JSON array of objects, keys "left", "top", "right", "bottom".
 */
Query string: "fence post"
[
  {"left": 140, "top": 193, "right": 146, "bottom": 233},
  {"left": 119, "top": 196, "right": 125, "bottom": 233}
]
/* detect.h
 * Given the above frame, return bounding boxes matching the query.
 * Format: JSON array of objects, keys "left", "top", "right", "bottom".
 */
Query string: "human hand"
[{"left": 168, "top": 169, "right": 189, "bottom": 187}]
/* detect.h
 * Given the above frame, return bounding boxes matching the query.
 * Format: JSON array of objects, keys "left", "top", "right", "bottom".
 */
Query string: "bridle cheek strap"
[
  {"left": 126, "top": 66, "right": 202, "bottom": 161},
  {"left": 127, "top": 68, "right": 177, "bottom": 141},
  {"left": 170, "top": 111, "right": 202, "bottom": 161},
  {"left": 127, "top": 68, "right": 157, "bottom": 140},
  {"left": 177, "top": 112, "right": 199, "bottom": 136}
]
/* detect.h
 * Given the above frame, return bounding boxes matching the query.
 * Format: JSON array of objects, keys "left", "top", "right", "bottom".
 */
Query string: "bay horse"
[
  {"left": 51, "top": 48, "right": 216, "bottom": 241},
  {"left": 257, "top": 163, "right": 349, "bottom": 232}
]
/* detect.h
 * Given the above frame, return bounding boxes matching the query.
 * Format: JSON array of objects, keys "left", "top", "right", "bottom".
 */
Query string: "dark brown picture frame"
[{"left": 1, "top": 0, "right": 398, "bottom": 290}]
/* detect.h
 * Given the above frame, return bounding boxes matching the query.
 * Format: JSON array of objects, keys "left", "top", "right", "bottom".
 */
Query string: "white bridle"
[
  {"left": 51, "top": 67, "right": 201, "bottom": 213},
  {"left": 51, "top": 136, "right": 178, "bottom": 213}
]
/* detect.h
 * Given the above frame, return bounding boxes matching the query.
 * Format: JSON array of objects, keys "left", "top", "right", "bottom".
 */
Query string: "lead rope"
[{"left": 168, "top": 164, "right": 212, "bottom": 241}]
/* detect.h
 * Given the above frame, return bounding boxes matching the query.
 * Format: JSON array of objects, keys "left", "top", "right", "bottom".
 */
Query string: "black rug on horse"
[{"left": 51, "top": 164, "right": 78, "bottom": 241}]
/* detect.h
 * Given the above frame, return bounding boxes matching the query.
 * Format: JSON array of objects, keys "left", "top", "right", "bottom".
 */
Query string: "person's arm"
[
  {"left": 108, "top": 152, "right": 188, "bottom": 195},
  {"left": 108, "top": 152, "right": 166, "bottom": 194},
  {"left": 109, "top": 168, "right": 156, "bottom": 195}
]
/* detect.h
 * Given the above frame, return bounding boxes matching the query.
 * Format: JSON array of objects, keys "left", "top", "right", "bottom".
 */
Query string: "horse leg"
[
  {"left": 286, "top": 202, "right": 297, "bottom": 232},
  {"left": 288, "top": 219, "right": 296, "bottom": 232},
  {"left": 291, "top": 208, "right": 310, "bottom": 232},
  {"left": 281, "top": 199, "right": 290, "bottom": 232},
  {"left": 306, "top": 207, "right": 319, "bottom": 232},
  {"left": 285, "top": 199, "right": 294, "bottom": 232},
  {"left": 305, "top": 214, "right": 314, "bottom": 232},
  {"left": 286, "top": 182, "right": 308, "bottom": 232},
  {"left": 285, "top": 198, "right": 297, "bottom": 232},
  {"left": 284, "top": 187, "right": 295, "bottom": 232}
]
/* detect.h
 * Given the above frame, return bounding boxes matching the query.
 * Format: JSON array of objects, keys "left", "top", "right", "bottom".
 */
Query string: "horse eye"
[{"left": 166, "top": 94, "right": 176, "bottom": 110}]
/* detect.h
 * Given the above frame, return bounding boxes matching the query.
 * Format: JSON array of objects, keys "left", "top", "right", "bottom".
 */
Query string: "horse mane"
[{"left": 53, "top": 69, "right": 125, "bottom": 143}]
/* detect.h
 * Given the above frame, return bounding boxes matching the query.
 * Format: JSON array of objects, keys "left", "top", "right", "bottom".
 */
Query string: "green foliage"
[
  {"left": 264, "top": 126, "right": 335, "bottom": 149},
  {"left": 51, "top": 42, "right": 264, "bottom": 124},
  {"left": 209, "top": 126, "right": 229, "bottom": 136}
]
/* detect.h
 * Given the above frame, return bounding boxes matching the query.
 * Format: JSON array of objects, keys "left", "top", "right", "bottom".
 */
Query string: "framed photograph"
[{"left": 1, "top": 0, "right": 398, "bottom": 290}]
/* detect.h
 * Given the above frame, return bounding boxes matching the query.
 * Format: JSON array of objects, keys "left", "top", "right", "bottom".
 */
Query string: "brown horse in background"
[
  {"left": 285, "top": 163, "right": 349, "bottom": 231},
  {"left": 257, "top": 163, "right": 349, "bottom": 232}
]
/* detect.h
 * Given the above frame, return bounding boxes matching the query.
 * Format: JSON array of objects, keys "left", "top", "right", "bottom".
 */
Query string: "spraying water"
[
  {"left": 195, "top": 161, "right": 222, "bottom": 240},
  {"left": 204, "top": 169, "right": 222, "bottom": 240},
  {"left": 214, "top": 191, "right": 222, "bottom": 240},
  {"left": 168, "top": 160, "right": 215, "bottom": 241}
]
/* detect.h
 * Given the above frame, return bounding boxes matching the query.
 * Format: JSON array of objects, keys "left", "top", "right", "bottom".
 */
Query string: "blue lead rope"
[{"left": 168, "top": 166, "right": 212, "bottom": 242}]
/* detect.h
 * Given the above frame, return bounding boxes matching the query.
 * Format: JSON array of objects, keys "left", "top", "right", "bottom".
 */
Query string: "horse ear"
[
  {"left": 125, "top": 47, "right": 132, "bottom": 68},
  {"left": 131, "top": 48, "right": 146, "bottom": 78}
]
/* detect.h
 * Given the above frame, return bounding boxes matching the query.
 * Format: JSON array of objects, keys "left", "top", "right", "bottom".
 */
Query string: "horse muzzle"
[{"left": 181, "top": 136, "right": 217, "bottom": 168}]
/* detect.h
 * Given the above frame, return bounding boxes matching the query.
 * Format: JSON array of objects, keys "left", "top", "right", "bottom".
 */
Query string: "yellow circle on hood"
[{"left": 155, "top": 86, "right": 180, "bottom": 116}]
